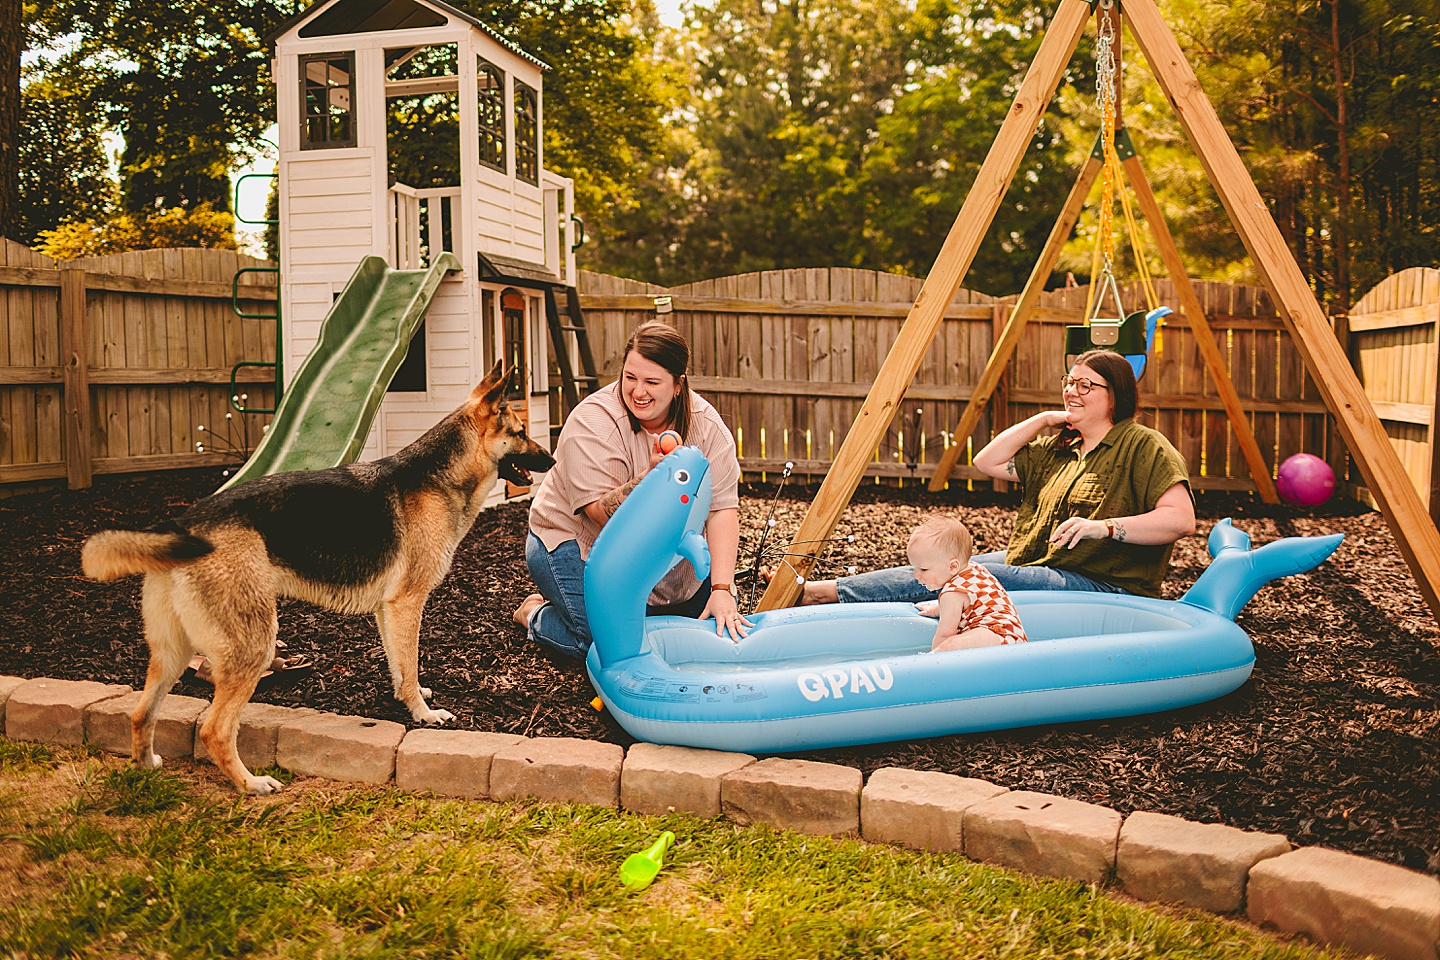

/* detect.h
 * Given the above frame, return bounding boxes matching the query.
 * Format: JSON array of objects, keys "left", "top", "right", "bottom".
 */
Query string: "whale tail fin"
[{"left": 1180, "top": 518, "right": 1344, "bottom": 620}]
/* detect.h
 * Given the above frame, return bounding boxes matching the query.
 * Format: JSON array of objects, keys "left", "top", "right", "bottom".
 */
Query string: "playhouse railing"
[
  {"left": 390, "top": 184, "right": 421, "bottom": 269},
  {"left": 388, "top": 184, "right": 461, "bottom": 269},
  {"left": 542, "top": 170, "right": 580, "bottom": 286}
]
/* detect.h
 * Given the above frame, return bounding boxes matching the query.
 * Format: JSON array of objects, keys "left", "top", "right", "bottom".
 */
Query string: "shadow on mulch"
[{"left": 2, "top": 467, "right": 1437, "bottom": 875}]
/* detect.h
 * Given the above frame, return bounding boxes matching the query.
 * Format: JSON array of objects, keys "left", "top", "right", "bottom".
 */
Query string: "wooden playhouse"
[{"left": 266, "top": 0, "right": 581, "bottom": 499}]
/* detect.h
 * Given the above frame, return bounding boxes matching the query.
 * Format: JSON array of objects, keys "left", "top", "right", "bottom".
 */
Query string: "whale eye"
[{"left": 674, "top": 469, "right": 690, "bottom": 484}]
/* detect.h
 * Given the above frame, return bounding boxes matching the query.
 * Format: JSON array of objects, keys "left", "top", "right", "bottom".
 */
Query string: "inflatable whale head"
[{"left": 584, "top": 446, "right": 713, "bottom": 666}]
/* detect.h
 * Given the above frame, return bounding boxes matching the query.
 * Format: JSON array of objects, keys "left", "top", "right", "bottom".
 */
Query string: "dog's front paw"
[
  {"left": 244, "top": 775, "right": 284, "bottom": 796},
  {"left": 137, "top": 752, "right": 163, "bottom": 771},
  {"left": 415, "top": 707, "right": 455, "bottom": 725}
]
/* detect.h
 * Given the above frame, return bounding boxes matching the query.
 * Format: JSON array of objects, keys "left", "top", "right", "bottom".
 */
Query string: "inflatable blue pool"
[{"left": 583, "top": 446, "right": 1343, "bottom": 753}]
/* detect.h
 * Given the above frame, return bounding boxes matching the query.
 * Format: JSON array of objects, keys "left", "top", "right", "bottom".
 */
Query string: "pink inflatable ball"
[{"left": 1276, "top": 453, "right": 1335, "bottom": 506}]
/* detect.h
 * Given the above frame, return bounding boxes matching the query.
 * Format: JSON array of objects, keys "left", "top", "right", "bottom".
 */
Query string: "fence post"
[
  {"left": 1430, "top": 305, "right": 1440, "bottom": 524},
  {"left": 59, "top": 266, "right": 93, "bottom": 490},
  {"left": 1328, "top": 311, "right": 1351, "bottom": 492}
]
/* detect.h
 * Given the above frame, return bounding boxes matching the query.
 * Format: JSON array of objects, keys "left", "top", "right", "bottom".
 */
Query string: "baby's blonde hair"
[{"left": 909, "top": 516, "right": 973, "bottom": 564}]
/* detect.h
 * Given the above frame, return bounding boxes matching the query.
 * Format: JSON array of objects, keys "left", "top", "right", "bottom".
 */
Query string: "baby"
[{"left": 908, "top": 516, "right": 1029, "bottom": 652}]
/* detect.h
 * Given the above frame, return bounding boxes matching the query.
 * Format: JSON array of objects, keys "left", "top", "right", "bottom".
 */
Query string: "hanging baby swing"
[{"left": 1065, "top": 0, "right": 1171, "bottom": 380}]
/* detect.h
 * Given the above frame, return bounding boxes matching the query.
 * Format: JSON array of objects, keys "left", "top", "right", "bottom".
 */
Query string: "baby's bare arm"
[{"left": 931, "top": 590, "right": 969, "bottom": 649}]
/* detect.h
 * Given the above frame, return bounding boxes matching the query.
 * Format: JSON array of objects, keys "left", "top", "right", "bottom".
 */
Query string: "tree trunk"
[
  {"left": 1329, "top": 0, "right": 1351, "bottom": 312},
  {"left": 0, "top": 0, "right": 20, "bottom": 241}
]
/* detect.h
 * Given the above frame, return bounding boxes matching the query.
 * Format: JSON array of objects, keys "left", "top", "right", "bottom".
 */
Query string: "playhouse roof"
[
  {"left": 266, "top": 0, "right": 549, "bottom": 70},
  {"left": 477, "top": 251, "right": 562, "bottom": 288}
]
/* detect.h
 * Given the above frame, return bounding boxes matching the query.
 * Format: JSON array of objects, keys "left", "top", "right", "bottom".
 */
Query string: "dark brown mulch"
[{"left": 3, "top": 467, "right": 1437, "bottom": 875}]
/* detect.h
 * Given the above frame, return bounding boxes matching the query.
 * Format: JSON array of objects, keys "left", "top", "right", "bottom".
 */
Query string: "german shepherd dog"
[{"left": 81, "top": 362, "right": 554, "bottom": 795}]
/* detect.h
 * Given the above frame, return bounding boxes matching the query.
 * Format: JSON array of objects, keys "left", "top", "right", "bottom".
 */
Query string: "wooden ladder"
[{"left": 545, "top": 284, "right": 601, "bottom": 429}]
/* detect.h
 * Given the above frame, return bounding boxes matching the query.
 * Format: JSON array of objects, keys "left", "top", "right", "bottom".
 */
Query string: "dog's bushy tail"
[{"left": 81, "top": 527, "right": 214, "bottom": 581}]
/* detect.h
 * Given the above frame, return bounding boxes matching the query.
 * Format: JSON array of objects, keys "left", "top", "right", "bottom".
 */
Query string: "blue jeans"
[
  {"left": 525, "top": 533, "right": 711, "bottom": 660},
  {"left": 833, "top": 551, "right": 1128, "bottom": 603}
]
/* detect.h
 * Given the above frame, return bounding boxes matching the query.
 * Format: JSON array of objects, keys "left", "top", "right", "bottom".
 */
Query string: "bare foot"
[
  {"left": 513, "top": 594, "right": 544, "bottom": 628},
  {"left": 800, "top": 580, "right": 839, "bottom": 605},
  {"left": 761, "top": 566, "right": 835, "bottom": 605}
]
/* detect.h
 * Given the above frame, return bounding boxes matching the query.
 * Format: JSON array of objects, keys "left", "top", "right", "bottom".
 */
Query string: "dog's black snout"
[{"left": 513, "top": 447, "right": 556, "bottom": 470}]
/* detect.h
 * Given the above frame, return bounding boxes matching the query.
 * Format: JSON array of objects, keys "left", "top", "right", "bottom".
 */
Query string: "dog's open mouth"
[
  {"left": 498, "top": 460, "right": 533, "bottom": 485},
  {"left": 499, "top": 450, "right": 556, "bottom": 486}
]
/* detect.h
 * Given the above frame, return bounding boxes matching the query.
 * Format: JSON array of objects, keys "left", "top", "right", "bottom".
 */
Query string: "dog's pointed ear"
[{"left": 471, "top": 361, "right": 509, "bottom": 406}]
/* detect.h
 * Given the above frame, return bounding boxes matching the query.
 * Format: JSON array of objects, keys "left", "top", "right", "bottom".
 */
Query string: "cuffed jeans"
[
  {"left": 524, "top": 532, "right": 711, "bottom": 660},
  {"left": 833, "top": 550, "right": 1128, "bottom": 604}
]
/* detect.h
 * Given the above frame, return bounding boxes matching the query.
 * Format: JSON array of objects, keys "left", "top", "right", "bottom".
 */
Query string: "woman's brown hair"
[
  {"left": 1072, "top": 348, "right": 1139, "bottom": 424},
  {"left": 622, "top": 322, "right": 694, "bottom": 438}
]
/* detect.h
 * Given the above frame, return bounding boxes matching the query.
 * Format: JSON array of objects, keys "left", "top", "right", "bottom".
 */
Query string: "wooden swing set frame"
[{"left": 756, "top": 0, "right": 1440, "bottom": 623}]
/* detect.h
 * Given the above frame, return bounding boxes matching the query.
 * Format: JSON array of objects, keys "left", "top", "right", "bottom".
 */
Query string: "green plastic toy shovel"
[{"left": 618, "top": 831, "right": 675, "bottom": 890}]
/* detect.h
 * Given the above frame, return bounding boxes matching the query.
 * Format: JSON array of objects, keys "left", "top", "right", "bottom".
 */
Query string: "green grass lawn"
[{"left": 0, "top": 740, "right": 1351, "bottom": 959}]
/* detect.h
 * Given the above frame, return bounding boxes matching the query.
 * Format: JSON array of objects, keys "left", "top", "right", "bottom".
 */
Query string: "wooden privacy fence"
[
  {"left": 1346, "top": 267, "right": 1440, "bottom": 514},
  {"left": 576, "top": 267, "right": 1349, "bottom": 495},
  {"left": 1, "top": 251, "right": 1434, "bottom": 514},
  {"left": 0, "top": 241, "right": 278, "bottom": 490}
]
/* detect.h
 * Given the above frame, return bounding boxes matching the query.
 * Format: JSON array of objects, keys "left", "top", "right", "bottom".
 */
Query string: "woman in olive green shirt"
[{"left": 804, "top": 349, "right": 1195, "bottom": 601}]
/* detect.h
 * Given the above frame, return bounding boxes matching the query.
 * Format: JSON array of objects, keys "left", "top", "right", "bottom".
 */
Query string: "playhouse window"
[
  {"left": 501, "top": 289, "right": 527, "bottom": 400},
  {"left": 385, "top": 43, "right": 460, "bottom": 192},
  {"left": 477, "top": 57, "right": 506, "bottom": 172},
  {"left": 301, "top": 53, "right": 357, "bottom": 149},
  {"left": 514, "top": 81, "right": 538, "bottom": 185}
]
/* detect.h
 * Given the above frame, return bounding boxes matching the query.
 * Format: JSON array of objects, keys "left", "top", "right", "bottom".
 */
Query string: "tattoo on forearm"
[
  {"left": 599, "top": 476, "right": 643, "bottom": 518},
  {"left": 1006, "top": 456, "right": 1017, "bottom": 478},
  {"left": 1111, "top": 521, "right": 1127, "bottom": 542}
]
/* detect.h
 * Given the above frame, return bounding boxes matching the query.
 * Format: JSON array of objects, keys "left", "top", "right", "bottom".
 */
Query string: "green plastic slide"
[{"left": 220, "top": 252, "right": 461, "bottom": 491}]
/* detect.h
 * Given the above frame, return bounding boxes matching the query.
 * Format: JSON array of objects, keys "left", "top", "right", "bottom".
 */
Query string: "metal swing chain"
[{"left": 1086, "top": 0, "right": 1127, "bottom": 324}]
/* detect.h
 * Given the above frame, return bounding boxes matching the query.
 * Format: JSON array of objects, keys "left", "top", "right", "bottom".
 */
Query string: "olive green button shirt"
[{"left": 1009, "top": 419, "right": 1191, "bottom": 597}]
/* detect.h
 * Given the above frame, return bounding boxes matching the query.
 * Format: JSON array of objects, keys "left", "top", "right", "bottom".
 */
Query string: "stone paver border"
[{"left": 3, "top": 674, "right": 1436, "bottom": 960}]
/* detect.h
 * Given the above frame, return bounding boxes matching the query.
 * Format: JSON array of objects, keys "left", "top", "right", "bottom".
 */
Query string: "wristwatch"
[
  {"left": 1104, "top": 519, "right": 1116, "bottom": 539},
  {"left": 711, "top": 583, "right": 733, "bottom": 593}
]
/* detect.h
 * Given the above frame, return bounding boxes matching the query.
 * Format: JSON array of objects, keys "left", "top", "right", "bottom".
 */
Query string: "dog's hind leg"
[
  {"left": 378, "top": 593, "right": 454, "bottom": 724},
  {"left": 180, "top": 560, "right": 285, "bottom": 795},
  {"left": 132, "top": 573, "right": 192, "bottom": 770},
  {"left": 198, "top": 664, "right": 280, "bottom": 795}
]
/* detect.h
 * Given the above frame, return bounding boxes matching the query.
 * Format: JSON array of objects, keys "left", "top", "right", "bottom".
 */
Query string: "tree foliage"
[
  {"left": 16, "top": 0, "right": 1435, "bottom": 298},
  {"left": 587, "top": 0, "right": 1088, "bottom": 293},
  {"left": 17, "top": 79, "right": 115, "bottom": 243},
  {"left": 586, "top": 0, "right": 1437, "bottom": 302},
  {"left": 858, "top": 0, "right": 1085, "bottom": 295},
  {"left": 23, "top": 0, "right": 667, "bottom": 260},
  {"left": 35, "top": 204, "right": 238, "bottom": 260},
  {"left": 1179, "top": 0, "right": 1440, "bottom": 308},
  {"left": 27, "top": 0, "right": 304, "bottom": 215}
]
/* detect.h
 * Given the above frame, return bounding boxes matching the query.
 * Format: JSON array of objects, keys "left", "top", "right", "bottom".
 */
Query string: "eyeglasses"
[{"left": 1060, "top": 375, "right": 1110, "bottom": 395}]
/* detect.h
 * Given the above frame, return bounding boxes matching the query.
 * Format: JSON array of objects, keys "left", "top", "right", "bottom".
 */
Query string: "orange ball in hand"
[{"left": 658, "top": 430, "right": 681, "bottom": 454}]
